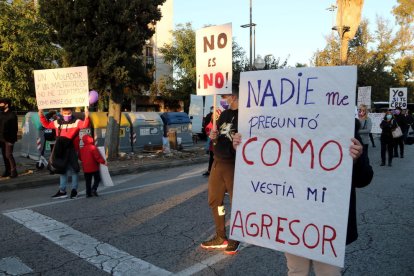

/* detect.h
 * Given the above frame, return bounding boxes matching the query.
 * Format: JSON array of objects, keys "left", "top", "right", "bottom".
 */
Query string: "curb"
[{"left": 0, "top": 156, "right": 209, "bottom": 192}]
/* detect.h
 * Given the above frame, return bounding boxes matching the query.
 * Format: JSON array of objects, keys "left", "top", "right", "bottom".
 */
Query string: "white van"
[{"left": 188, "top": 94, "right": 221, "bottom": 136}]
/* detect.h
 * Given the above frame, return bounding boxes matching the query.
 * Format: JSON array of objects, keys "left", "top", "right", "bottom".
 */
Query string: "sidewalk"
[{"left": 0, "top": 146, "right": 209, "bottom": 192}]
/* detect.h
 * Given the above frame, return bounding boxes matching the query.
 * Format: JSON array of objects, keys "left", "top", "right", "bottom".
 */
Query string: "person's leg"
[
  {"left": 67, "top": 166, "right": 79, "bottom": 191},
  {"left": 92, "top": 171, "right": 101, "bottom": 192},
  {"left": 59, "top": 170, "right": 68, "bottom": 192},
  {"left": 393, "top": 139, "right": 399, "bottom": 157},
  {"left": 5, "top": 143, "right": 17, "bottom": 176},
  {"left": 207, "top": 151, "right": 214, "bottom": 172},
  {"left": 1, "top": 142, "right": 10, "bottom": 176},
  {"left": 399, "top": 137, "right": 404, "bottom": 157},
  {"left": 84, "top": 173, "right": 92, "bottom": 196},
  {"left": 285, "top": 253, "right": 311, "bottom": 276},
  {"left": 369, "top": 133, "right": 375, "bottom": 147},
  {"left": 380, "top": 140, "right": 386, "bottom": 165},
  {"left": 313, "top": 260, "right": 341, "bottom": 276},
  {"left": 387, "top": 141, "right": 394, "bottom": 165},
  {"left": 207, "top": 160, "right": 227, "bottom": 239}
]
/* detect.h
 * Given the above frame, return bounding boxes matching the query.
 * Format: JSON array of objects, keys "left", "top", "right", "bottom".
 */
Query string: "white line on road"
[
  {"left": 0, "top": 257, "right": 33, "bottom": 275},
  {"left": 4, "top": 209, "right": 172, "bottom": 276}
]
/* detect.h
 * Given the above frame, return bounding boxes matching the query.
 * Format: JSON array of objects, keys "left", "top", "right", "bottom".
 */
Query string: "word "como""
[{"left": 242, "top": 137, "right": 343, "bottom": 172}]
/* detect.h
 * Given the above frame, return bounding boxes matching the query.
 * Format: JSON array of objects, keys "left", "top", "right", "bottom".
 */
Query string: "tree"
[
  {"left": 39, "top": 0, "right": 165, "bottom": 159},
  {"left": 0, "top": 0, "right": 61, "bottom": 110}
]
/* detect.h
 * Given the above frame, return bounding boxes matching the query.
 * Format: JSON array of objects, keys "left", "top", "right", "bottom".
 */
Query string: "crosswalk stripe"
[{"left": 4, "top": 209, "right": 172, "bottom": 276}]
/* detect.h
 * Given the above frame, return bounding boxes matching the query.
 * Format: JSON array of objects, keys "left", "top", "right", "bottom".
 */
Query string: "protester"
[
  {"left": 380, "top": 110, "right": 397, "bottom": 166},
  {"left": 200, "top": 86, "right": 240, "bottom": 255},
  {"left": 202, "top": 109, "right": 222, "bottom": 177},
  {"left": 79, "top": 134, "right": 106, "bottom": 197},
  {"left": 358, "top": 104, "right": 372, "bottom": 154},
  {"left": 0, "top": 98, "right": 18, "bottom": 178},
  {"left": 39, "top": 107, "right": 89, "bottom": 198},
  {"left": 232, "top": 119, "right": 373, "bottom": 275},
  {"left": 402, "top": 109, "right": 413, "bottom": 144},
  {"left": 393, "top": 107, "right": 406, "bottom": 158},
  {"left": 41, "top": 110, "right": 58, "bottom": 156},
  {"left": 203, "top": 106, "right": 214, "bottom": 153}
]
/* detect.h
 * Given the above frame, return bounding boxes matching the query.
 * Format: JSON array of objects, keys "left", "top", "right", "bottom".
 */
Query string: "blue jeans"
[{"left": 59, "top": 166, "right": 79, "bottom": 191}]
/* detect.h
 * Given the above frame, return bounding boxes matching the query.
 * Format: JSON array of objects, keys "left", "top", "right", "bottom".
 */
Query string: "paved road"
[{"left": 0, "top": 137, "right": 413, "bottom": 275}]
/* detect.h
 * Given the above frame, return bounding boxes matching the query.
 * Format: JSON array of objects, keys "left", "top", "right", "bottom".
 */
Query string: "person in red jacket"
[
  {"left": 79, "top": 134, "right": 106, "bottom": 197},
  {"left": 38, "top": 107, "right": 89, "bottom": 199}
]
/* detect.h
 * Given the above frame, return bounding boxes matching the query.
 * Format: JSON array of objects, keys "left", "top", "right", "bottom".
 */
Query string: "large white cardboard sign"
[
  {"left": 368, "top": 113, "right": 384, "bottom": 134},
  {"left": 357, "top": 86, "right": 371, "bottom": 109},
  {"left": 34, "top": 66, "right": 89, "bottom": 109},
  {"left": 196, "top": 23, "right": 232, "bottom": 95},
  {"left": 389, "top": 87, "right": 407, "bottom": 109},
  {"left": 230, "top": 66, "right": 357, "bottom": 267}
]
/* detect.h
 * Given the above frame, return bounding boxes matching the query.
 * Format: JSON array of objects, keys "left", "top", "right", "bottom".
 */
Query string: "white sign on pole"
[
  {"left": 389, "top": 87, "right": 407, "bottom": 109},
  {"left": 34, "top": 66, "right": 89, "bottom": 109},
  {"left": 98, "top": 147, "right": 113, "bottom": 187},
  {"left": 357, "top": 86, "right": 371, "bottom": 109},
  {"left": 230, "top": 66, "right": 357, "bottom": 267},
  {"left": 368, "top": 113, "right": 384, "bottom": 134},
  {"left": 196, "top": 23, "right": 232, "bottom": 96}
]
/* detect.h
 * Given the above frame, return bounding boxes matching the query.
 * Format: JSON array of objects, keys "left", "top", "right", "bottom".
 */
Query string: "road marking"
[
  {"left": 0, "top": 257, "right": 33, "bottom": 275},
  {"left": 4, "top": 209, "right": 171, "bottom": 276}
]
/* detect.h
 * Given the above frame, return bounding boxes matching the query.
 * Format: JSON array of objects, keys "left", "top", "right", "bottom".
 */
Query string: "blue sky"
[{"left": 174, "top": 0, "right": 398, "bottom": 66}]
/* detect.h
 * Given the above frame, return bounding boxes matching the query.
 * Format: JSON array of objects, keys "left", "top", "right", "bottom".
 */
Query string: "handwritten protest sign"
[
  {"left": 34, "top": 66, "right": 89, "bottom": 109},
  {"left": 196, "top": 23, "right": 232, "bottom": 95},
  {"left": 389, "top": 87, "right": 407, "bottom": 109},
  {"left": 230, "top": 66, "right": 357, "bottom": 267},
  {"left": 357, "top": 86, "right": 371, "bottom": 109},
  {"left": 368, "top": 113, "right": 384, "bottom": 134}
]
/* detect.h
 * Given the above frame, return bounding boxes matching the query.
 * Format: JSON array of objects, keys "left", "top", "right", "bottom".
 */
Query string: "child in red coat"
[{"left": 79, "top": 134, "right": 106, "bottom": 197}]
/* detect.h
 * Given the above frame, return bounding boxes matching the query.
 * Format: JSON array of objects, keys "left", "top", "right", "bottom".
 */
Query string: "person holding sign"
[
  {"left": 358, "top": 104, "right": 373, "bottom": 154},
  {"left": 232, "top": 119, "right": 373, "bottom": 275},
  {"left": 380, "top": 111, "right": 397, "bottom": 166},
  {"left": 200, "top": 87, "right": 240, "bottom": 255},
  {"left": 38, "top": 107, "right": 89, "bottom": 198}
]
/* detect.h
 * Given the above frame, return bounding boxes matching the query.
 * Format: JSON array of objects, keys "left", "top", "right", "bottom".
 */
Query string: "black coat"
[
  {"left": 0, "top": 111, "right": 18, "bottom": 143},
  {"left": 380, "top": 118, "right": 397, "bottom": 143},
  {"left": 347, "top": 121, "right": 374, "bottom": 245}
]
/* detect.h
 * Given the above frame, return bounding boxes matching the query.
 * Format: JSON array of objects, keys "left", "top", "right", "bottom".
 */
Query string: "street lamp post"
[{"left": 241, "top": 0, "right": 255, "bottom": 69}]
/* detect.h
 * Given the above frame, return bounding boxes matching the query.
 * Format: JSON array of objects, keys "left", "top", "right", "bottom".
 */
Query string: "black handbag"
[{"left": 47, "top": 125, "right": 73, "bottom": 174}]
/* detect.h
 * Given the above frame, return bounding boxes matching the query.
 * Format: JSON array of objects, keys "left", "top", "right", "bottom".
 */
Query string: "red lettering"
[
  {"left": 261, "top": 214, "right": 273, "bottom": 239},
  {"left": 242, "top": 137, "right": 257, "bottom": 165},
  {"left": 303, "top": 223, "right": 320, "bottom": 249},
  {"left": 288, "top": 219, "right": 301, "bottom": 245},
  {"left": 203, "top": 73, "right": 213, "bottom": 89},
  {"left": 215, "top": 72, "right": 224, "bottom": 88},
  {"left": 230, "top": 210, "right": 245, "bottom": 237},
  {"left": 246, "top": 212, "right": 259, "bottom": 237},
  {"left": 261, "top": 138, "right": 281, "bottom": 166},
  {"left": 290, "top": 138, "right": 315, "bottom": 169},
  {"left": 319, "top": 140, "right": 343, "bottom": 171},
  {"left": 322, "top": 225, "right": 337, "bottom": 257},
  {"left": 275, "top": 217, "right": 288, "bottom": 244}
]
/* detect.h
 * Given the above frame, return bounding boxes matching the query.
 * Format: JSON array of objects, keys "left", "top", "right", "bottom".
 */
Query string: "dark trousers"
[
  {"left": 84, "top": 171, "right": 101, "bottom": 195},
  {"left": 381, "top": 140, "right": 394, "bottom": 164},
  {"left": 207, "top": 151, "right": 214, "bottom": 172},
  {"left": 208, "top": 160, "right": 235, "bottom": 239},
  {"left": 393, "top": 137, "right": 404, "bottom": 157},
  {"left": 369, "top": 133, "right": 376, "bottom": 147},
  {"left": 0, "top": 141, "right": 16, "bottom": 174}
]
